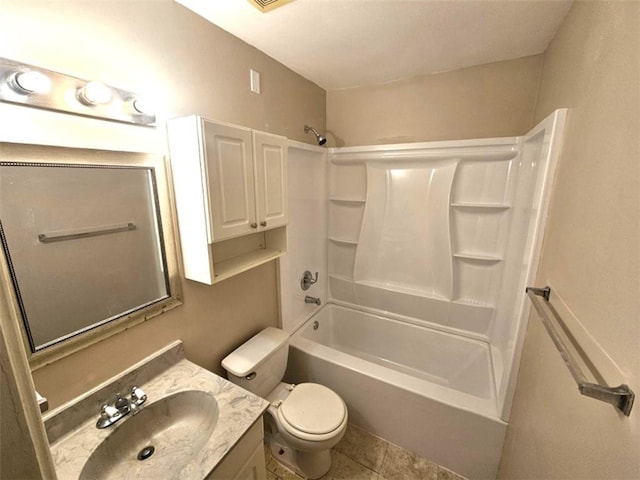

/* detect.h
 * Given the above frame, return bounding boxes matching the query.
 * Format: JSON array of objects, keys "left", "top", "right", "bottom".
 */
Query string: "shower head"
[{"left": 304, "top": 124, "right": 327, "bottom": 146}]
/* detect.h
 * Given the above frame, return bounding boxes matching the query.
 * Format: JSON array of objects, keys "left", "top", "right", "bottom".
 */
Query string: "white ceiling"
[{"left": 176, "top": 0, "right": 573, "bottom": 91}]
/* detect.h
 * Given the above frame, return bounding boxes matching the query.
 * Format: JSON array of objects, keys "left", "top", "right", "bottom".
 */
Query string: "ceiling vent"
[{"left": 247, "top": 0, "right": 295, "bottom": 13}]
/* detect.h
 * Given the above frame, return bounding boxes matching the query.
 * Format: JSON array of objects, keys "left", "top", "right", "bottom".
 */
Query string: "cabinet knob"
[
  {"left": 260, "top": 221, "right": 267, "bottom": 227},
  {"left": 250, "top": 222, "right": 258, "bottom": 229}
]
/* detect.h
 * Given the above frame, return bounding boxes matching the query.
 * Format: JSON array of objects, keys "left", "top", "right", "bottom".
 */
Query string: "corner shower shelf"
[
  {"left": 329, "top": 237, "right": 359, "bottom": 245},
  {"left": 451, "top": 203, "right": 510, "bottom": 210},
  {"left": 453, "top": 253, "right": 503, "bottom": 263},
  {"left": 329, "top": 197, "right": 366, "bottom": 203}
]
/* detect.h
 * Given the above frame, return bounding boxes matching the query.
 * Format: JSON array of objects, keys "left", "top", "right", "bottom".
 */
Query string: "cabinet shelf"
[
  {"left": 451, "top": 203, "right": 510, "bottom": 210},
  {"left": 212, "top": 247, "right": 285, "bottom": 283},
  {"left": 453, "top": 253, "right": 502, "bottom": 263}
]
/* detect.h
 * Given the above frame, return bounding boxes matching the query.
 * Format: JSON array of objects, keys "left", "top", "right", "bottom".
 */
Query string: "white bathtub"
[{"left": 286, "top": 303, "right": 507, "bottom": 480}]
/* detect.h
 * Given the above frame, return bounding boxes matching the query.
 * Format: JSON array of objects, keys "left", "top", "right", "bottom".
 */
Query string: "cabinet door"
[
  {"left": 232, "top": 443, "right": 267, "bottom": 480},
  {"left": 203, "top": 120, "right": 256, "bottom": 241},
  {"left": 253, "top": 131, "right": 288, "bottom": 231}
]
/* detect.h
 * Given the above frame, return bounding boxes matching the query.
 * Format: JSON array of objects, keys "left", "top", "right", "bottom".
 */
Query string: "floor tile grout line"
[
  {"left": 265, "top": 423, "right": 467, "bottom": 480},
  {"left": 377, "top": 439, "right": 390, "bottom": 475},
  {"left": 334, "top": 449, "right": 381, "bottom": 477},
  {"left": 336, "top": 423, "right": 391, "bottom": 474},
  {"left": 337, "top": 446, "right": 387, "bottom": 475}
]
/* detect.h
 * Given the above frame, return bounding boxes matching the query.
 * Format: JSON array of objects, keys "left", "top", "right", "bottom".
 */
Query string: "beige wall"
[
  {"left": 0, "top": 0, "right": 325, "bottom": 141},
  {"left": 0, "top": 0, "right": 325, "bottom": 409},
  {"left": 498, "top": 2, "right": 640, "bottom": 478},
  {"left": 1, "top": 318, "right": 47, "bottom": 479},
  {"left": 0, "top": 258, "right": 56, "bottom": 479},
  {"left": 326, "top": 55, "right": 542, "bottom": 147}
]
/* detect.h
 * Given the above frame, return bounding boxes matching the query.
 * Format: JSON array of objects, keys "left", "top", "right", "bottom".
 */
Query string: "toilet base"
[{"left": 268, "top": 434, "right": 331, "bottom": 479}]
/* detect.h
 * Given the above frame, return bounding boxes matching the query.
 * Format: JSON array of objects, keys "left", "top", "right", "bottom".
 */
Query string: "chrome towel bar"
[
  {"left": 526, "top": 286, "right": 635, "bottom": 416},
  {"left": 38, "top": 222, "right": 136, "bottom": 243}
]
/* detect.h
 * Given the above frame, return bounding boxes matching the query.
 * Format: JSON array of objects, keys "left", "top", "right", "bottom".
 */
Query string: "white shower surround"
[{"left": 280, "top": 110, "right": 566, "bottom": 479}]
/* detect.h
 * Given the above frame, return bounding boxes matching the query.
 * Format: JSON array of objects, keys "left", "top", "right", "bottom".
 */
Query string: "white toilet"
[{"left": 222, "top": 327, "right": 348, "bottom": 479}]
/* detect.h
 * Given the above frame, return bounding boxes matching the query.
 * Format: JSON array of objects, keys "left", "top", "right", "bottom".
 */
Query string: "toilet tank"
[{"left": 221, "top": 327, "right": 289, "bottom": 398}]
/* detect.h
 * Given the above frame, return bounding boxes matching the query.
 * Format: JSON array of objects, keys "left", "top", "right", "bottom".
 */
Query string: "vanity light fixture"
[
  {"left": 77, "top": 81, "right": 113, "bottom": 106},
  {"left": 9, "top": 70, "right": 51, "bottom": 94},
  {"left": 0, "top": 57, "right": 156, "bottom": 126},
  {"left": 132, "top": 96, "right": 156, "bottom": 116}
]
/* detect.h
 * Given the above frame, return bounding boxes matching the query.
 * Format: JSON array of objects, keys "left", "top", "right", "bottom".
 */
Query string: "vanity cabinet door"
[
  {"left": 207, "top": 420, "right": 266, "bottom": 480},
  {"left": 233, "top": 443, "right": 267, "bottom": 480},
  {"left": 203, "top": 120, "right": 257, "bottom": 242},
  {"left": 252, "top": 131, "right": 288, "bottom": 231}
]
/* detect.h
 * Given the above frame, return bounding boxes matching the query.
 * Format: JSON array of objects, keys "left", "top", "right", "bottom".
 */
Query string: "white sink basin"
[
  {"left": 79, "top": 390, "right": 219, "bottom": 480},
  {"left": 45, "top": 342, "right": 268, "bottom": 480}
]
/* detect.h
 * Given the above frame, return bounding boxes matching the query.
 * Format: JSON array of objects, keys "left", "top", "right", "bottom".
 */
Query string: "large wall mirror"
[{"left": 0, "top": 142, "right": 182, "bottom": 368}]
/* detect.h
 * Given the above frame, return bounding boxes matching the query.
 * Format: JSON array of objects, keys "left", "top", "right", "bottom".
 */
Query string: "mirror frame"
[{"left": 0, "top": 142, "right": 183, "bottom": 371}]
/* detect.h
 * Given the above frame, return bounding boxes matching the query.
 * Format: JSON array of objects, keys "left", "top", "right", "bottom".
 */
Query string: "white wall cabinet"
[{"left": 167, "top": 116, "right": 288, "bottom": 284}]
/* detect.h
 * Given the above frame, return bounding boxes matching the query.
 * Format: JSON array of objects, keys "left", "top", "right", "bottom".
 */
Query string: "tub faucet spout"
[{"left": 305, "top": 295, "right": 321, "bottom": 306}]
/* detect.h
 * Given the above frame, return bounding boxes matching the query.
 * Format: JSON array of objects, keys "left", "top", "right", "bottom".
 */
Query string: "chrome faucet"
[
  {"left": 96, "top": 385, "right": 147, "bottom": 429},
  {"left": 305, "top": 295, "right": 321, "bottom": 306}
]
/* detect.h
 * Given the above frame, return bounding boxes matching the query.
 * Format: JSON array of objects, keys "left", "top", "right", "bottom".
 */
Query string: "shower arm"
[{"left": 304, "top": 124, "right": 327, "bottom": 146}]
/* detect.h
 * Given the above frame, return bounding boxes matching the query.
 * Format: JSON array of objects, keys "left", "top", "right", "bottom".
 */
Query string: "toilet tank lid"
[{"left": 222, "top": 327, "right": 289, "bottom": 377}]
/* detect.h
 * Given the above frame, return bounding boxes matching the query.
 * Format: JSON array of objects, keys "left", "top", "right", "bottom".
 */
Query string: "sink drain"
[{"left": 137, "top": 445, "right": 155, "bottom": 461}]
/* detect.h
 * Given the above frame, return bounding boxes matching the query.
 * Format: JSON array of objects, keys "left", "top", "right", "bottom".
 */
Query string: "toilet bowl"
[{"left": 222, "top": 328, "right": 348, "bottom": 478}]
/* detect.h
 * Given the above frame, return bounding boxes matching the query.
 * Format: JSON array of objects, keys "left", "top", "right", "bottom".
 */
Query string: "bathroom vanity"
[{"left": 43, "top": 342, "right": 268, "bottom": 480}]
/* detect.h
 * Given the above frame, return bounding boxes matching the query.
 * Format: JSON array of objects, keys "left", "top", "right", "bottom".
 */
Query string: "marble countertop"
[{"left": 44, "top": 341, "right": 268, "bottom": 479}]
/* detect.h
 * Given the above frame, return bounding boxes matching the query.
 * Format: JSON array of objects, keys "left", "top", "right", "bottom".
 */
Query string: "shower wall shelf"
[
  {"left": 451, "top": 203, "right": 511, "bottom": 210},
  {"left": 452, "top": 253, "right": 502, "bottom": 263},
  {"left": 329, "top": 237, "right": 358, "bottom": 245},
  {"left": 329, "top": 198, "right": 366, "bottom": 203},
  {"left": 526, "top": 286, "right": 634, "bottom": 416}
]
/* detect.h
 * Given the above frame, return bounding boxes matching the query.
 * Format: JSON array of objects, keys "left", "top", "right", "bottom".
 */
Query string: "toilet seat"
[{"left": 276, "top": 383, "right": 346, "bottom": 441}]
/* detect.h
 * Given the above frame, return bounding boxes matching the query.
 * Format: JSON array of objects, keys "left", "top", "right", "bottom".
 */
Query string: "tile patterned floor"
[{"left": 265, "top": 424, "right": 467, "bottom": 480}]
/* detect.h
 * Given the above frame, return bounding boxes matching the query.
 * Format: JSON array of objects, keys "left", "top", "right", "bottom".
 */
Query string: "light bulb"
[
  {"left": 132, "top": 97, "right": 155, "bottom": 116},
  {"left": 10, "top": 70, "right": 51, "bottom": 94},
  {"left": 77, "top": 81, "right": 112, "bottom": 105}
]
